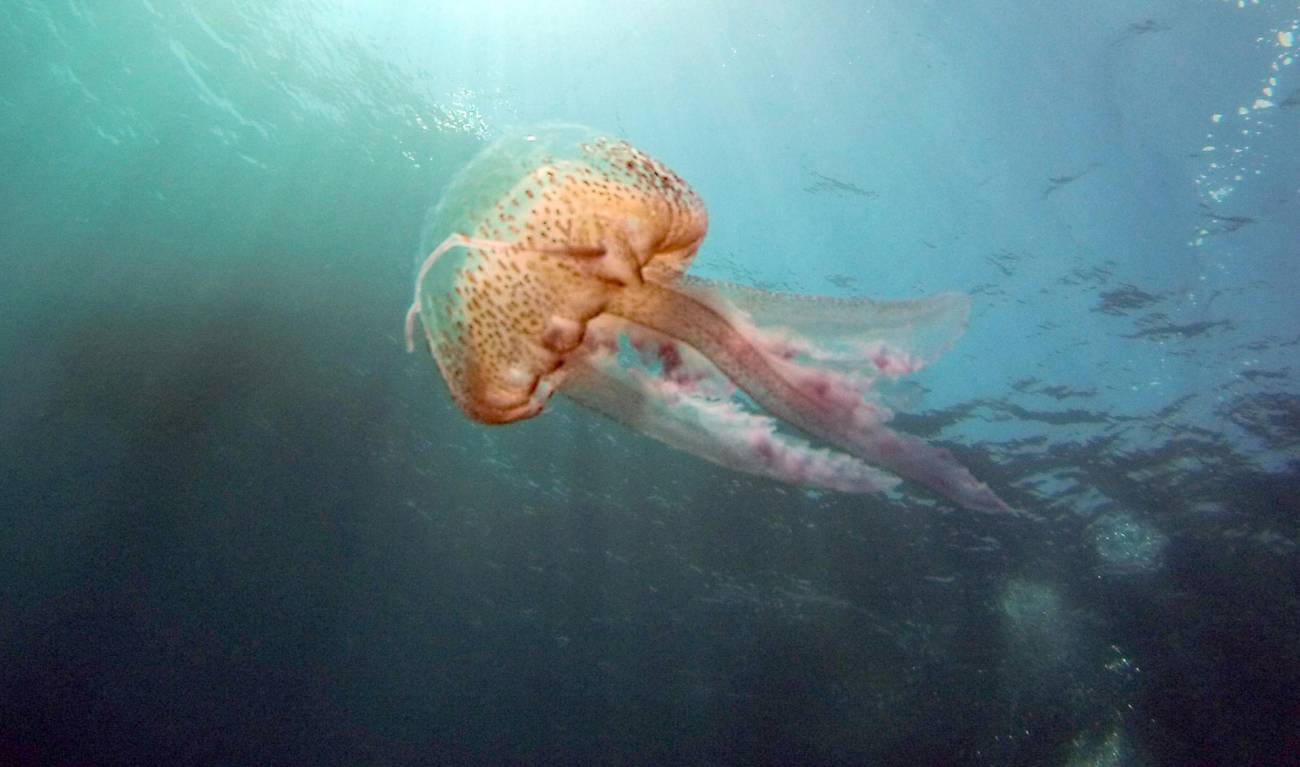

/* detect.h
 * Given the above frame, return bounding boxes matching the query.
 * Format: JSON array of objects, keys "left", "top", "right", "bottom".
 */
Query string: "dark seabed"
[{"left": 1, "top": 2, "right": 1298, "bottom": 765}]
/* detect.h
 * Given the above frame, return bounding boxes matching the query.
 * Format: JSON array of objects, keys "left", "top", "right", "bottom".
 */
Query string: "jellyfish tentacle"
[
  {"left": 404, "top": 303, "right": 422, "bottom": 354},
  {"left": 606, "top": 281, "right": 1015, "bottom": 514}
]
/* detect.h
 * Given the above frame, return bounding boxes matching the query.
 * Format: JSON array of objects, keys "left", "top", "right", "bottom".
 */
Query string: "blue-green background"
[{"left": 2, "top": 1, "right": 1297, "bottom": 765}]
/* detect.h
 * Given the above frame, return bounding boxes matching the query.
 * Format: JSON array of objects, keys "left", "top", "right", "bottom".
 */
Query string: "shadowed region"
[{"left": 1221, "top": 392, "right": 1300, "bottom": 450}]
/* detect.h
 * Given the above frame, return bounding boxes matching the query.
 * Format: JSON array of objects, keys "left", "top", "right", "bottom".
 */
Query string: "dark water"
[{"left": 1, "top": 1, "right": 1298, "bottom": 765}]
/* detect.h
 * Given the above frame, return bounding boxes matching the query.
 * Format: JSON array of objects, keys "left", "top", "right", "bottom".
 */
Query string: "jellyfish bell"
[
  {"left": 406, "top": 124, "right": 1016, "bottom": 515},
  {"left": 406, "top": 124, "right": 709, "bottom": 424}
]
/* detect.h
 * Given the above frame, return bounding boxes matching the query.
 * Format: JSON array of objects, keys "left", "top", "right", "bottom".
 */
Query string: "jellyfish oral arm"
[
  {"left": 605, "top": 281, "right": 1015, "bottom": 514},
  {"left": 561, "top": 329, "right": 901, "bottom": 494}
]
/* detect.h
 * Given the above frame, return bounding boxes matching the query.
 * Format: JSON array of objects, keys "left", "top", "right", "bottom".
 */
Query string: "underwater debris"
[
  {"left": 1042, "top": 162, "right": 1101, "bottom": 198},
  {"left": 984, "top": 249, "right": 1022, "bottom": 277},
  {"left": 1012, "top": 378, "right": 1098, "bottom": 401},
  {"left": 1109, "top": 19, "right": 1173, "bottom": 48},
  {"left": 824, "top": 273, "right": 858, "bottom": 290},
  {"left": 803, "top": 169, "right": 877, "bottom": 198},
  {"left": 1198, "top": 204, "right": 1257, "bottom": 235},
  {"left": 1059, "top": 261, "right": 1116, "bottom": 287},
  {"left": 1126, "top": 19, "right": 1172, "bottom": 36},
  {"left": 1095, "top": 284, "right": 1163, "bottom": 316},
  {"left": 1239, "top": 368, "right": 1289, "bottom": 384},
  {"left": 1124, "top": 315, "right": 1235, "bottom": 341}
]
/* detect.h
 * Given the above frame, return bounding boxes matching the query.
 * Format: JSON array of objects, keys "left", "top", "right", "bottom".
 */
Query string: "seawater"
[{"left": 1, "top": 2, "right": 1297, "bottom": 765}]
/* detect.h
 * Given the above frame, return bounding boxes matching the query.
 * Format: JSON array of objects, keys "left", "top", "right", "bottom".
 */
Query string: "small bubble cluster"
[
  {"left": 1192, "top": 4, "right": 1298, "bottom": 246},
  {"left": 1090, "top": 511, "right": 1167, "bottom": 574}
]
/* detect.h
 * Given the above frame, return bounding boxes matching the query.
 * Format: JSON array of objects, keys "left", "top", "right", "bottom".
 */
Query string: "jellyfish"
[{"left": 404, "top": 124, "right": 1013, "bottom": 514}]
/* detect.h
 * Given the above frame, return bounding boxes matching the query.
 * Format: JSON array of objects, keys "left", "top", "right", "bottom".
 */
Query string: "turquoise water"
[{"left": 2, "top": 1, "right": 1297, "bottom": 765}]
